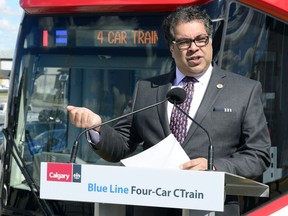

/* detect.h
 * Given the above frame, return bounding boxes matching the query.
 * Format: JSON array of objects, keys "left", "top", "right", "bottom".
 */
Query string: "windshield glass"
[{"left": 9, "top": 13, "right": 173, "bottom": 189}]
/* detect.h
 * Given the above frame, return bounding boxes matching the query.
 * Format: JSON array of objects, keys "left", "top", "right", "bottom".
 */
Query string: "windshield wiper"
[{"left": 2, "top": 128, "right": 55, "bottom": 216}]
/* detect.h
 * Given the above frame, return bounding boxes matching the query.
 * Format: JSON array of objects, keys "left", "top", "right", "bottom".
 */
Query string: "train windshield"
[{"left": 5, "top": 13, "right": 173, "bottom": 208}]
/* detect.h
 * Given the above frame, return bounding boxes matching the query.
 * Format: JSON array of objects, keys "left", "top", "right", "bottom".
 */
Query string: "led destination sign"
[
  {"left": 91, "top": 30, "right": 159, "bottom": 46},
  {"left": 42, "top": 29, "right": 159, "bottom": 47}
]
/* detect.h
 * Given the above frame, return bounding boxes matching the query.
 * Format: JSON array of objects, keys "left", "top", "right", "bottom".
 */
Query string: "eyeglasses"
[{"left": 172, "top": 35, "right": 209, "bottom": 51}]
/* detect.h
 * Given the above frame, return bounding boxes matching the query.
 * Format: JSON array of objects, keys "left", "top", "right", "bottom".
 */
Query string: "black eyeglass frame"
[{"left": 172, "top": 35, "right": 210, "bottom": 51}]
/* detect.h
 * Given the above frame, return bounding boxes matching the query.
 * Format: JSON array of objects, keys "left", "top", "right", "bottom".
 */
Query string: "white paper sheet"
[{"left": 121, "top": 134, "right": 190, "bottom": 169}]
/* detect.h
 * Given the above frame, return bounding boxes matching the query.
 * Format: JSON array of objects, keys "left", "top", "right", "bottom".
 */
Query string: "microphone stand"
[
  {"left": 70, "top": 87, "right": 187, "bottom": 163},
  {"left": 173, "top": 103, "right": 214, "bottom": 171},
  {"left": 70, "top": 98, "right": 169, "bottom": 163}
]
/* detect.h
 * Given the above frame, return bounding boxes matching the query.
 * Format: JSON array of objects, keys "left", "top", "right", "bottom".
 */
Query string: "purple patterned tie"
[{"left": 170, "top": 76, "right": 198, "bottom": 144}]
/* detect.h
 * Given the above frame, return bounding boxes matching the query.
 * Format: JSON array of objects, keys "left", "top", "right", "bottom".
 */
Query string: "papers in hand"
[{"left": 120, "top": 134, "right": 190, "bottom": 169}]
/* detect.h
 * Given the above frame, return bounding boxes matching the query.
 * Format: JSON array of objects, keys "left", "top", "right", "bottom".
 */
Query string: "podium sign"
[{"left": 40, "top": 162, "right": 225, "bottom": 212}]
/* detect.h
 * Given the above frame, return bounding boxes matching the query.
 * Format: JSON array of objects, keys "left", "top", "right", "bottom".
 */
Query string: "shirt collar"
[{"left": 174, "top": 64, "right": 213, "bottom": 86}]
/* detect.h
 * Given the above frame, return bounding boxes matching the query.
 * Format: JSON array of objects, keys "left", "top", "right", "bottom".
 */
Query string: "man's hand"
[
  {"left": 66, "top": 105, "right": 102, "bottom": 131},
  {"left": 180, "top": 157, "right": 208, "bottom": 171}
]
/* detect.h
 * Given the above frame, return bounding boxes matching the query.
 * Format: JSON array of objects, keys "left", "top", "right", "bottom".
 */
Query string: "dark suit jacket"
[{"left": 93, "top": 64, "right": 271, "bottom": 215}]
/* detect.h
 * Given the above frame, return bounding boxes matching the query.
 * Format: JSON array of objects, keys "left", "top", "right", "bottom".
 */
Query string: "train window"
[{"left": 221, "top": 2, "right": 288, "bottom": 183}]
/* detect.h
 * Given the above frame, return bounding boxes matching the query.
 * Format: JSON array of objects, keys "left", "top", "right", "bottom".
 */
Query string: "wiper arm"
[{"left": 2, "top": 128, "right": 55, "bottom": 216}]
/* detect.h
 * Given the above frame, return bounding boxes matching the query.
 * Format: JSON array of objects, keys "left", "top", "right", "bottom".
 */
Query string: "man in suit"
[{"left": 67, "top": 5, "right": 271, "bottom": 216}]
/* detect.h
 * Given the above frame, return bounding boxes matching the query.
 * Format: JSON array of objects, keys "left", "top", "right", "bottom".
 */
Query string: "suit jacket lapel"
[{"left": 183, "top": 66, "right": 226, "bottom": 144}]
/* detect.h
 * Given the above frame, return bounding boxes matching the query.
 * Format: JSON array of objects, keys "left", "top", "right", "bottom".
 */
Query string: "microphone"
[
  {"left": 169, "top": 94, "right": 214, "bottom": 171},
  {"left": 69, "top": 87, "right": 186, "bottom": 163},
  {"left": 167, "top": 87, "right": 186, "bottom": 104}
]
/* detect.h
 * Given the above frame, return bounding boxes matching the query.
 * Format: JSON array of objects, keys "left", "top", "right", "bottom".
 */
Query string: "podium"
[{"left": 40, "top": 162, "right": 269, "bottom": 215}]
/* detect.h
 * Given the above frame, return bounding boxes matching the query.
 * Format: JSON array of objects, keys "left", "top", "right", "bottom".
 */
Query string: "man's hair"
[{"left": 162, "top": 5, "right": 213, "bottom": 46}]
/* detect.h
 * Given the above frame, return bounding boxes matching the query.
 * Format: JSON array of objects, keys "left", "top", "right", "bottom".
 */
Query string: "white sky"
[{"left": 0, "top": 0, "right": 23, "bottom": 52}]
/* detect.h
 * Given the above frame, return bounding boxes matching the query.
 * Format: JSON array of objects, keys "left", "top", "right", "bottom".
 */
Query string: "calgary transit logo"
[{"left": 47, "top": 163, "right": 81, "bottom": 183}]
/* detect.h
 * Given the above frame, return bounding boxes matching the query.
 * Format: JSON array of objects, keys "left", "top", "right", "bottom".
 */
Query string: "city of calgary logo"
[{"left": 47, "top": 163, "right": 81, "bottom": 183}]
